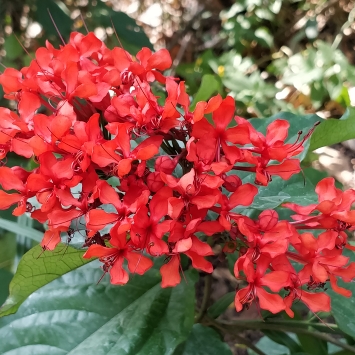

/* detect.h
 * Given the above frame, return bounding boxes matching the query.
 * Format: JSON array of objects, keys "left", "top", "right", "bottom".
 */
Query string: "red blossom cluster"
[{"left": 1, "top": 32, "right": 355, "bottom": 315}]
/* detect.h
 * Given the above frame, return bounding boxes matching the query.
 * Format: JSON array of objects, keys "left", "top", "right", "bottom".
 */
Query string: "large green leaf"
[
  {"left": 262, "top": 330, "right": 303, "bottom": 354},
  {"left": 0, "top": 263, "right": 197, "bottom": 355},
  {"left": 0, "top": 243, "right": 90, "bottom": 317},
  {"left": 241, "top": 173, "right": 318, "bottom": 211},
  {"left": 329, "top": 249, "right": 355, "bottom": 337},
  {"left": 309, "top": 108, "right": 355, "bottom": 152},
  {"left": 297, "top": 333, "right": 328, "bottom": 355},
  {"left": 34, "top": 0, "right": 72, "bottom": 41},
  {"left": 176, "top": 324, "right": 232, "bottom": 355}
]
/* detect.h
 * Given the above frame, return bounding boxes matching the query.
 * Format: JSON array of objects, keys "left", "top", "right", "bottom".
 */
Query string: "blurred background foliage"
[{"left": 1, "top": 0, "right": 355, "bottom": 354}]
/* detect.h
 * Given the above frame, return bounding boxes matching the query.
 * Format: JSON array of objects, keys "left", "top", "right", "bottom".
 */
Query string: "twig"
[
  {"left": 213, "top": 320, "right": 355, "bottom": 354},
  {"left": 195, "top": 274, "right": 212, "bottom": 323},
  {"left": 217, "top": 319, "right": 342, "bottom": 334},
  {"left": 233, "top": 334, "right": 267, "bottom": 355},
  {"left": 169, "top": 33, "right": 192, "bottom": 77}
]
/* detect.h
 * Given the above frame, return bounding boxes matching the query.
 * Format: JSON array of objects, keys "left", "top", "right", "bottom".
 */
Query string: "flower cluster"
[{"left": 1, "top": 31, "right": 355, "bottom": 315}]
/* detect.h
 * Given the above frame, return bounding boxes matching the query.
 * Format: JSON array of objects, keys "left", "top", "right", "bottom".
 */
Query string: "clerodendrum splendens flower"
[{"left": 0, "top": 31, "right": 354, "bottom": 317}]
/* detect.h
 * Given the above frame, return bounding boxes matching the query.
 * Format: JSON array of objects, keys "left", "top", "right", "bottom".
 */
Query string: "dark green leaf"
[
  {"left": 0, "top": 243, "right": 91, "bottom": 317},
  {"left": 0, "top": 263, "right": 197, "bottom": 355},
  {"left": 262, "top": 330, "right": 303, "bottom": 353},
  {"left": 34, "top": 0, "right": 72, "bottom": 41},
  {"left": 176, "top": 324, "right": 232, "bottom": 355},
  {"left": 207, "top": 292, "right": 235, "bottom": 319},
  {"left": 297, "top": 333, "right": 328, "bottom": 355},
  {"left": 4, "top": 34, "right": 23, "bottom": 60},
  {"left": 309, "top": 108, "right": 355, "bottom": 152}
]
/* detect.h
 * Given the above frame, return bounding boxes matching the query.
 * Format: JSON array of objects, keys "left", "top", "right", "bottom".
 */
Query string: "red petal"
[
  {"left": 110, "top": 256, "right": 129, "bottom": 285},
  {"left": 41, "top": 229, "right": 61, "bottom": 250},
  {"left": 147, "top": 49, "right": 172, "bottom": 71},
  {"left": 300, "top": 291, "right": 331, "bottom": 312},
  {"left": 257, "top": 287, "right": 285, "bottom": 313},
  {"left": 160, "top": 255, "right": 181, "bottom": 288},
  {"left": 266, "top": 159, "right": 301, "bottom": 180},
  {"left": 315, "top": 177, "right": 338, "bottom": 202},
  {"left": 0, "top": 190, "right": 22, "bottom": 209},
  {"left": 260, "top": 271, "right": 290, "bottom": 292},
  {"left": 86, "top": 209, "right": 118, "bottom": 231},
  {"left": 83, "top": 244, "right": 115, "bottom": 259},
  {"left": 266, "top": 119, "right": 289, "bottom": 145},
  {"left": 198, "top": 221, "right": 224, "bottom": 236},
  {"left": 185, "top": 250, "right": 213, "bottom": 273},
  {"left": 229, "top": 183, "right": 258, "bottom": 208},
  {"left": 213, "top": 96, "right": 235, "bottom": 132},
  {"left": 126, "top": 251, "right": 153, "bottom": 275}
]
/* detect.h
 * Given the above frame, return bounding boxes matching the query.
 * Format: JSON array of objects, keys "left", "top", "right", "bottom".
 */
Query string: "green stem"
[
  {"left": 217, "top": 319, "right": 341, "bottom": 334},
  {"left": 233, "top": 334, "right": 267, "bottom": 355},
  {"left": 195, "top": 274, "right": 212, "bottom": 323},
  {"left": 161, "top": 141, "right": 175, "bottom": 156},
  {"left": 210, "top": 319, "right": 267, "bottom": 355},
  {"left": 213, "top": 320, "right": 355, "bottom": 354},
  {"left": 171, "top": 137, "right": 182, "bottom": 154}
]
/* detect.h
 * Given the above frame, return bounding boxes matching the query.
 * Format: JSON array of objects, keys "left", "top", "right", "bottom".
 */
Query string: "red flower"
[
  {"left": 83, "top": 226, "right": 153, "bottom": 285},
  {"left": 234, "top": 256, "right": 289, "bottom": 313}
]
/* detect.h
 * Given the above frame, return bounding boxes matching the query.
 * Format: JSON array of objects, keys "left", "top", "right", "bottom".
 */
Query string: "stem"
[
  {"left": 171, "top": 137, "right": 182, "bottom": 154},
  {"left": 161, "top": 140, "right": 175, "bottom": 156},
  {"left": 210, "top": 318, "right": 267, "bottom": 355},
  {"left": 217, "top": 319, "right": 341, "bottom": 334},
  {"left": 212, "top": 320, "right": 355, "bottom": 354},
  {"left": 234, "top": 334, "right": 268, "bottom": 355},
  {"left": 195, "top": 274, "right": 212, "bottom": 323}
]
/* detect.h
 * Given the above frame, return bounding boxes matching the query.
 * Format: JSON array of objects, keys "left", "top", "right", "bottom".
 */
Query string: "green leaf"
[
  {"left": 0, "top": 243, "right": 90, "bottom": 317},
  {"left": 0, "top": 263, "right": 197, "bottom": 355},
  {"left": 34, "top": 0, "right": 72, "bottom": 41},
  {"left": 309, "top": 108, "right": 355, "bottom": 152},
  {"left": 190, "top": 74, "right": 221, "bottom": 110},
  {"left": 207, "top": 292, "right": 235, "bottom": 319},
  {"left": 241, "top": 173, "right": 318, "bottom": 211},
  {"left": 248, "top": 335, "right": 290, "bottom": 355},
  {"left": 297, "top": 333, "right": 328, "bottom": 355},
  {"left": 4, "top": 34, "right": 23, "bottom": 60},
  {"left": 262, "top": 330, "right": 303, "bottom": 354},
  {"left": 0, "top": 218, "right": 43, "bottom": 243},
  {"left": 177, "top": 324, "right": 232, "bottom": 355},
  {"left": 329, "top": 249, "right": 355, "bottom": 337}
]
